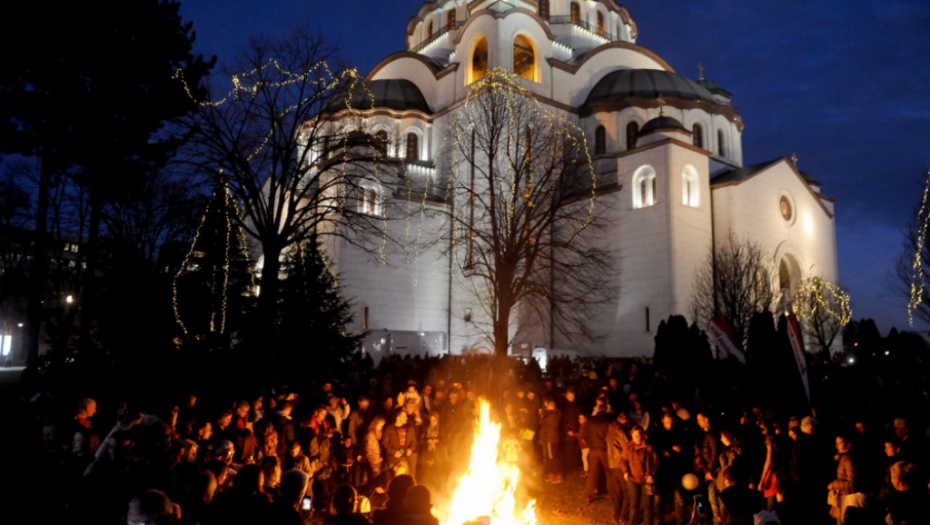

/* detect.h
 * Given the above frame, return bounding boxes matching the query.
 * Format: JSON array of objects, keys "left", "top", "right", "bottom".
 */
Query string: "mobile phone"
[{"left": 302, "top": 496, "right": 312, "bottom": 512}]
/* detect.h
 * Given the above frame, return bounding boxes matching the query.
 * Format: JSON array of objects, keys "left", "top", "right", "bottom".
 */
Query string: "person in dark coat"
[
  {"left": 396, "top": 484, "right": 439, "bottom": 525},
  {"left": 324, "top": 484, "right": 371, "bottom": 525},
  {"left": 561, "top": 389, "right": 582, "bottom": 475},
  {"left": 620, "top": 425, "right": 659, "bottom": 525},
  {"left": 607, "top": 412, "right": 632, "bottom": 524},
  {"left": 540, "top": 397, "right": 563, "bottom": 483},
  {"left": 382, "top": 411, "right": 417, "bottom": 475},
  {"left": 583, "top": 401, "right": 611, "bottom": 502}
]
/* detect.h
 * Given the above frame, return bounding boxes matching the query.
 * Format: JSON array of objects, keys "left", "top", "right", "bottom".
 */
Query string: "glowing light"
[
  {"left": 65, "top": 295, "right": 73, "bottom": 304},
  {"left": 908, "top": 170, "right": 930, "bottom": 326},
  {"left": 791, "top": 276, "right": 851, "bottom": 327},
  {"left": 437, "top": 400, "right": 536, "bottom": 525}
]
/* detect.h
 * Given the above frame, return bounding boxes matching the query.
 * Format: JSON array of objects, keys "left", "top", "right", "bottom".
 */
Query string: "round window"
[{"left": 779, "top": 195, "right": 792, "bottom": 221}]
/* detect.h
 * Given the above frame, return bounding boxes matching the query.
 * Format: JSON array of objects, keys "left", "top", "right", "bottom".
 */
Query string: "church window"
[
  {"left": 717, "top": 129, "right": 726, "bottom": 157},
  {"left": 570, "top": 2, "right": 581, "bottom": 24},
  {"left": 426, "top": 20, "right": 433, "bottom": 38},
  {"left": 597, "top": 12, "right": 605, "bottom": 36},
  {"left": 645, "top": 307, "right": 650, "bottom": 332},
  {"left": 470, "top": 37, "right": 489, "bottom": 83},
  {"left": 513, "top": 35, "right": 536, "bottom": 81},
  {"left": 682, "top": 165, "right": 699, "bottom": 207},
  {"left": 363, "top": 306, "right": 369, "bottom": 330},
  {"left": 358, "top": 185, "right": 381, "bottom": 216},
  {"left": 692, "top": 124, "right": 704, "bottom": 149},
  {"left": 632, "top": 165, "right": 657, "bottom": 209},
  {"left": 626, "top": 121, "right": 639, "bottom": 151},
  {"left": 594, "top": 125, "right": 606, "bottom": 155},
  {"left": 406, "top": 132, "right": 419, "bottom": 160},
  {"left": 447, "top": 9, "right": 456, "bottom": 30},
  {"left": 538, "top": 0, "right": 549, "bottom": 21}
]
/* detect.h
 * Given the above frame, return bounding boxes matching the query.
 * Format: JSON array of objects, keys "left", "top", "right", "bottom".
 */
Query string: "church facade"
[{"left": 314, "top": 0, "right": 838, "bottom": 358}]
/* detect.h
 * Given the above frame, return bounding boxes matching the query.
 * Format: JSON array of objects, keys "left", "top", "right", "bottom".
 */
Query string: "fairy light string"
[
  {"left": 791, "top": 276, "right": 852, "bottom": 327},
  {"left": 908, "top": 171, "right": 930, "bottom": 326}
]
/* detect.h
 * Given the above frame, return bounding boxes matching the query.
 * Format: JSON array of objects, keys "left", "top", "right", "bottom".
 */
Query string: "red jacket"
[{"left": 620, "top": 441, "right": 658, "bottom": 484}]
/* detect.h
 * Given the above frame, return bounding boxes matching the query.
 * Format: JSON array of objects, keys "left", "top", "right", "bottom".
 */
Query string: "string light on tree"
[
  {"left": 908, "top": 170, "right": 930, "bottom": 326},
  {"left": 791, "top": 276, "right": 852, "bottom": 327}
]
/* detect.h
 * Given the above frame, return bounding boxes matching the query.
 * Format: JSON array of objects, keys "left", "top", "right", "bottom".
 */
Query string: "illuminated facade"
[{"left": 314, "top": 0, "right": 838, "bottom": 357}]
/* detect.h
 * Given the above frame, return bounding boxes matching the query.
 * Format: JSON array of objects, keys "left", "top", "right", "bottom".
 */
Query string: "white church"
[{"left": 310, "top": 0, "right": 839, "bottom": 358}]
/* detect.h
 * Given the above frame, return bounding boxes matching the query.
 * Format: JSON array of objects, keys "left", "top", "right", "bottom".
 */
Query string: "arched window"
[
  {"left": 626, "top": 121, "right": 639, "bottom": 151},
  {"left": 406, "top": 132, "right": 419, "bottom": 160},
  {"left": 594, "top": 125, "right": 606, "bottom": 155},
  {"left": 692, "top": 124, "right": 704, "bottom": 149},
  {"left": 632, "top": 165, "right": 657, "bottom": 209},
  {"left": 358, "top": 185, "right": 381, "bottom": 216},
  {"left": 513, "top": 35, "right": 536, "bottom": 81},
  {"left": 570, "top": 2, "right": 581, "bottom": 24},
  {"left": 426, "top": 20, "right": 433, "bottom": 37},
  {"left": 470, "top": 37, "right": 488, "bottom": 83},
  {"left": 447, "top": 9, "right": 456, "bottom": 30},
  {"left": 538, "top": 0, "right": 549, "bottom": 21},
  {"left": 717, "top": 129, "right": 726, "bottom": 157},
  {"left": 374, "top": 130, "right": 388, "bottom": 156},
  {"left": 682, "top": 165, "right": 699, "bottom": 207},
  {"left": 596, "top": 12, "right": 605, "bottom": 36}
]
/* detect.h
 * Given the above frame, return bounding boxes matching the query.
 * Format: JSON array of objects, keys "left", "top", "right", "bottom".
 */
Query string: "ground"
[{"left": 532, "top": 472, "right": 616, "bottom": 525}]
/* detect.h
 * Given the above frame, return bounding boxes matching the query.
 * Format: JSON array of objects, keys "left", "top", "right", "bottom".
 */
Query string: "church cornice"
[
  {"left": 365, "top": 52, "right": 459, "bottom": 82},
  {"left": 451, "top": 8, "right": 557, "bottom": 46},
  {"left": 614, "top": 137, "right": 712, "bottom": 160},
  {"left": 548, "top": 42, "right": 675, "bottom": 74}
]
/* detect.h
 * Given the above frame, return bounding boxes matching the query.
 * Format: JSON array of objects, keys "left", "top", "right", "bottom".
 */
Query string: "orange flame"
[{"left": 438, "top": 400, "right": 537, "bottom": 525}]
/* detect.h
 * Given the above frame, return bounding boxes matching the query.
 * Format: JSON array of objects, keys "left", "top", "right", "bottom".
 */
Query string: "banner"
[
  {"left": 708, "top": 316, "right": 745, "bottom": 363},
  {"left": 787, "top": 313, "right": 811, "bottom": 403}
]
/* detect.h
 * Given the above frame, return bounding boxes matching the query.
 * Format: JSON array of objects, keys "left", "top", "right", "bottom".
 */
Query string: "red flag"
[
  {"left": 708, "top": 316, "right": 745, "bottom": 363},
  {"left": 787, "top": 313, "right": 810, "bottom": 403}
]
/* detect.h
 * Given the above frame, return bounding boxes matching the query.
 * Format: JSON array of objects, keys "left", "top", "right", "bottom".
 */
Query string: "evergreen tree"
[
  {"left": 653, "top": 315, "right": 712, "bottom": 384},
  {"left": 174, "top": 180, "right": 255, "bottom": 343},
  {"left": 277, "top": 238, "right": 363, "bottom": 377}
]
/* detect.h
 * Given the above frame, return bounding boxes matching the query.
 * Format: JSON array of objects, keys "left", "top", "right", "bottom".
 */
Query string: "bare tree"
[
  {"left": 894, "top": 197, "right": 930, "bottom": 326},
  {"left": 792, "top": 277, "right": 850, "bottom": 356},
  {"left": 692, "top": 232, "right": 777, "bottom": 348},
  {"left": 438, "top": 69, "right": 616, "bottom": 356},
  {"left": 186, "top": 28, "right": 387, "bottom": 337}
]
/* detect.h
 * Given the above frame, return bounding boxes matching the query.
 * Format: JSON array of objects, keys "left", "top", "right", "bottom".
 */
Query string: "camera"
[{"left": 301, "top": 496, "right": 312, "bottom": 512}]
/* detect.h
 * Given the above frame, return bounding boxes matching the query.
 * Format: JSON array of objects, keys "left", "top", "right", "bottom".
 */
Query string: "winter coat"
[
  {"left": 540, "top": 408, "right": 562, "bottom": 445},
  {"left": 607, "top": 421, "right": 631, "bottom": 469},
  {"left": 620, "top": 442, "right": 658, "bottom": 484}
]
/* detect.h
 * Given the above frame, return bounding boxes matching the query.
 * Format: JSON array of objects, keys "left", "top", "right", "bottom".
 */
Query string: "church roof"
[
  {"left": 638, "top": 116, "right": 688, "bottom": 136},
  {"left": 711, "top": 158, "right": 821, "bottom": 186},
  {"left": 326, "top": 79, "right": 431, "bottom": 115},
  {"left": 584, "top": 69, "right": 717, "bottom": 106},
  {"left": 710, "top": 159, "right": 781, "bottom": 185},
  {"left": 697, "top": 79, "right": 733, "bottom": 98}
]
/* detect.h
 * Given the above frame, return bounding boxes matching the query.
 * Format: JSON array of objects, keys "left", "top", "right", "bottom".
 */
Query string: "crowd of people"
[{"left": 18, "top": 353, "right": 930, "bottom": 524}]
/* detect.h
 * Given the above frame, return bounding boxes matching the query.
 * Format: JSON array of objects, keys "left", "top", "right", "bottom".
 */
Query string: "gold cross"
[
  {"left": 657, "top": 95, "right": 666, "bottom": 116},
  {"left": 791, "top": 152, "right": 798, "bottom": 166},
  {"left": 698, "top": 62, "right": 705, "bottom": 81}
]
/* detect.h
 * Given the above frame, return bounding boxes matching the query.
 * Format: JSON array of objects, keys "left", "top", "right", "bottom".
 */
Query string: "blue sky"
[{"left": 179, "top": 0, "right": 930, "bottom": 333}]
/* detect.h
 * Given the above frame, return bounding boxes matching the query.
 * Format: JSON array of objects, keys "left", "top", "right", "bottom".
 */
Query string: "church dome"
[
  {"left": 328, "top": 79, "right": 431, "bottom": 114},
  {"left": 584, "top": 69, "right": 717, "bottom": 106},
  {"left": 697, "top": 78, "right": 733, "bottom": 98},
  {"left": 638, "top": 116, "right": 688, "bottom": 137}
]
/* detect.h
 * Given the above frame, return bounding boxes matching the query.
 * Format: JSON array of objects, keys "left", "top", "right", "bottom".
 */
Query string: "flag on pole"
[
  {"left": 786, "top": 313, "right": 811, "bottom": 403},
  {"left": 708, "top": 316, "right": 746, "bottom": 363}
]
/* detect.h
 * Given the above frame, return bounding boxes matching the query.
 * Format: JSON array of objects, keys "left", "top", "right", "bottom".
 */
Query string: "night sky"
[{"left": 179, "top": 0, "right": 930, "bottom": 334}]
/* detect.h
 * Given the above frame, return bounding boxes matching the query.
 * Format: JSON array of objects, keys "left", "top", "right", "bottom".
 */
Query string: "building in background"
[{"left": 291, "top": 0, "right": 838, "bottom": 358}]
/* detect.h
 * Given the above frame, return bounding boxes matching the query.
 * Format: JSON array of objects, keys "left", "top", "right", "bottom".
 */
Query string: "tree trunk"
[
  {"left": 494, "top": 299, "right": 512, "bottom": 357},
  {"left": 258, "top": 240, "right": 284, "bottom": 346},
  {"left": 78, "top": 190, "right": 103, "bottom": 351},
  {"left": 25, "top": 159, "right": 52, "bottom": 367}
]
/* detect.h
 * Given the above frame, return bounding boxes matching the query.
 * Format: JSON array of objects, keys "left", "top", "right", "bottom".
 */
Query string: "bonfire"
[{"left": 437, "top": 400, "right": 537, "bottom": 525}]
